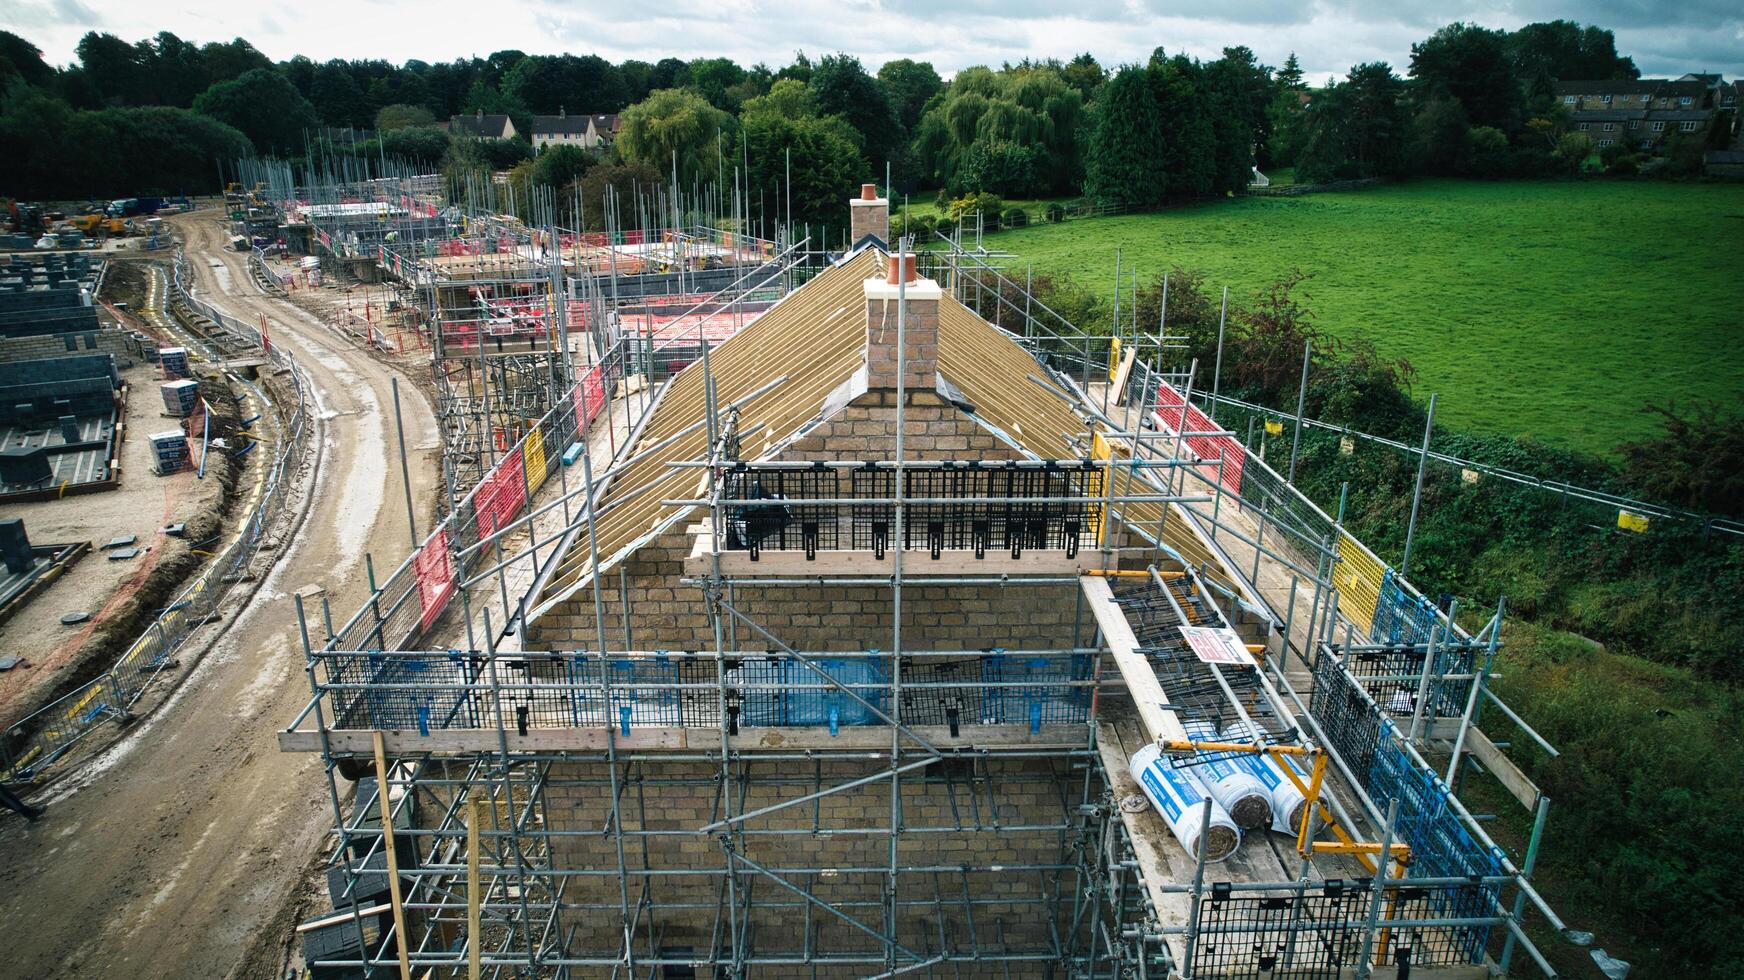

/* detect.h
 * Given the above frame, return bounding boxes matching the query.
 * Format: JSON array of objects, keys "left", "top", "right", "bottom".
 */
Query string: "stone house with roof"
[
  {"left": 1557, "top": 78, "right": 1724, "bottom": 151},
  {"left": 530, "top": 110, "right": 619, "bottom": 151},
  {"left": 446, "top": 110, "right": 517, "bottom": 141}
]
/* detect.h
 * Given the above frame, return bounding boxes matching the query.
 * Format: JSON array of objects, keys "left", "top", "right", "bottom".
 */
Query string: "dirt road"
[{"left": 0, "top": 214, "right": 442, "bottom": 979}]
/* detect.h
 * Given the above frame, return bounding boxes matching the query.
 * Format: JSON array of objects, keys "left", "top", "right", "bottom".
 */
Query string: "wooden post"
[{"left": 372, "top": 730, "right": 414, "bottom": 980}]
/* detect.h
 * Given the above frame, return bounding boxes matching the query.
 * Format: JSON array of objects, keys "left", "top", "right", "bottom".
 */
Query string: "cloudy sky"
[{"left": 7, "top": 0, "right": 1742, "bottom": 81}]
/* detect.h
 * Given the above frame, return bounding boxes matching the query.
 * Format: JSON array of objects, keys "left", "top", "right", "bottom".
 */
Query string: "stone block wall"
[
  {"left": 527, "top": 389, "right": 1130, "bottom": 654},
  {"left": 542, "top": 755, "right": 1088, "bottom": 975},
  {"left": 0, "top": 328, "right": 137, "bottom": 367}
]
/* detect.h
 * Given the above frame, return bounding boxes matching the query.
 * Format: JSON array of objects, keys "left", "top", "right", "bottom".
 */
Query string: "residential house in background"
[
  {"left": 1556, "top": 77, "right": 1723, "bottom": 151},
  {"left": 447, "top": 110, "right": 517, "bottom": 141},
  {"left": 529, "top": 109, "right": 619, "bottom": 151}
]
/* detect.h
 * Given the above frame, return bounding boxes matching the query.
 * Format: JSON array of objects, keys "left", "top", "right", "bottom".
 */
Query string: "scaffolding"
[{"left": 270, "top": 170, "right": 1593, "bottom": 978}]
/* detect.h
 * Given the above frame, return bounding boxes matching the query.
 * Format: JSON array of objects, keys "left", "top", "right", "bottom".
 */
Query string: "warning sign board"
[{"left": 1180, "top": 626, "right": 1255, "bottom": 666}]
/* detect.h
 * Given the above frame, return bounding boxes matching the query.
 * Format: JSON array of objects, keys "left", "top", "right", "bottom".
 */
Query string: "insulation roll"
[
  {"left": 1221, "top": 721, "right": 1311, "bottom": 835},
  {"left": 1181, "top": 721, "right": 1275, "bottom": 830},
  {"left": 1129, "top": 743, "right": 1240, "bottom": 863}
]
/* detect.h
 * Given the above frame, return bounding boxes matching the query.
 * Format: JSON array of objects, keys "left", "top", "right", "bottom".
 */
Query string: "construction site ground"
[
  {"left": 0, "top": 362, "right": 226, "bottom": 729},
  {"left": 262, "top": 251, "right": 431, "bottom": 367},
  {"left": 0, "top": 209, "right": 443, "bottom": 980}
]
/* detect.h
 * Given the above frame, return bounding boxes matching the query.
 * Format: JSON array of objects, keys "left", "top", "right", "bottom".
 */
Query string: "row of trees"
[
  {"left": 1279, "top": 21, "right": 1673, "bottom": 183},
  {"left": 0, "top": 18, "right": 1688, "bottom": 205}
]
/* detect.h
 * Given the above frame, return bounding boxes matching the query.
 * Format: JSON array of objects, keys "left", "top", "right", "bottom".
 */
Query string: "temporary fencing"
[
  {"left": 1, "top": 251, "right": 311, "bottom": 783},
  {"left": 1195, "top": 389, "right": 1743, "bottom": 539}
]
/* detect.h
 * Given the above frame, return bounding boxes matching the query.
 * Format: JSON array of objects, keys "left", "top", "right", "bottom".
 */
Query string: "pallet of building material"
[
  {"left": 159, "top": 378, "right": 199, "bottom": 417},
  {"left": 159, "top": 346, "right": 189, "bottom": 378},
  {"left": 148, "top": 429, "right": 188, "bottom": 475}
]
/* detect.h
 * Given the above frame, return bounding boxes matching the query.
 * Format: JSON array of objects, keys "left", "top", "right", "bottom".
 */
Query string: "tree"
[
  {"left": 1409, "top": 96, "right": 1472, "bottom": 175},
  {"left": 1085, "top": 67, "right": 1166, "bottom": 206},
  {"left": 684, "top": 57, "right": 747, "bottom": 111},
  {"left": 1228, "top": 269, "right": 1334, "bottom": 403},
  {"left": 1204, "top": 47, "right": 1272, "bottom": 193},
  {"left": 1277, "top": 53, "right": 1304, "bottom": 90},
  {"left": 83, "top": 106, "right": 251, "bottom": 193},
  {"left": 0, "top": 31, "right": 54, "bottom": 92},
  {"left": 309, "top": 61, "right": 368, "bottom": 127},
  {"left": 1506, "top": 21, "right": 1637, "bottom": 84},
  {"left": 138, "top": 32, "right": 207, "bottom": 107},
  {"left": 1553, "top": 131, "right": 1595, "bottom": 174},
  {"left": 1409, "top": 23, "right": 1521, "bottom": 132},
  {"left": 532, "top": 143, "right": 592, "bottom": 190},
  {"left": 1298, "top": 63, "right": 1409, "bottom": 181},
  {"left": 475, "top": 137, "right": 532, "bottom": 170},
  {"left": 575, "top": 161, "right": 662, "bottom": 231},
  {"left": 740, "top": 110, "right": 868, "bottom": 227},
  {"left": 743, "top": 79, "right": 814, "bottom": 120},
  {"left": 1267, "top": 56, "right": 1311, "bottom": 167},
  {"left": 649, "top": 58, "right": 686, "bottom": 91},
  {"left": 0, "top": 85, "right": 73, "bottom": 194},
  {"left": 199, "top": 38, "right": 271, "bottom": 86},
  {"left": 501, "top": 54, "right": 628, "bottom": 115},
  {"left": 1148, "top": 52, "right": 1216, "bottom": 199},
  {"left": 615, "top": 87, "right": 731, "bottom": 183},
  {"left": 75, "top": 32, "right": 143, "bottom": 106},
  {"left": 194, "top": 68, "right": 319, "bottom": 153},
  {"left": 378, "top": 126, "right": 449, "bottom": 163},
  {"left": 1468, "top": 126, "right": 1512, "bottom": 177},
  {"left": 960, "top": 139, "right": 1041, "bottom": 196},
  {"left": 877, "top": 58, "right": 942, "bottom": 132},
  {"left": 1062, "top": 53, "right": 1106, "bottom": 99},
  {"left": 1619, "top": 404, "right": 1744, "bottom": 518},
  {"left": 619, "top": 59, "right": 653, "bottom": 102},
  {"left": 809, "top": 53, "right": 902, "bottom": 172},
  {"left": 1343, "top": 63, "right": 1410, "bottom": 176},
  {"left": 911, "top": 65, "right": 1083, "bottom": 195},
  {"left": 377, "top": 103, "right": 435, "bottom": 130},
  {"left": 0, "top": 82, "right": 249, "bottom": 198},
  {"left": 776, "top": 52, "right": 814, "bottom": 85}
]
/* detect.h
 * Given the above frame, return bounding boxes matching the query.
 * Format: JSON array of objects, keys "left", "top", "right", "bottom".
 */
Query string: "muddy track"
[{"left": 0, "top": 211, "right": 444, "bottom": 980}]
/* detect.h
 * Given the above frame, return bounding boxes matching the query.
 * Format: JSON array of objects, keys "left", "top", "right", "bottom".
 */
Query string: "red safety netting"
[
  {"left": 1154, "top": 382, "right": 1244, "bottom": 495},
  {"left": 578, "top": 364, "right": 607, "bottom": 425},
  {"left": 414, "top": 528, "right": 455, "bottom": 630},
  {"left": 474, "top": 449, "right": 528, "bottom": 538}
]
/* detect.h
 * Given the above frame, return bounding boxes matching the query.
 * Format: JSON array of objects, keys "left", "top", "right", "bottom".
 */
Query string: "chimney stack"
[
  {"left": 849, "top": 183, "right": 889, "bottom": 246},
  {"left": 863, "top": 253, "right": 939, "bottom": 392}
]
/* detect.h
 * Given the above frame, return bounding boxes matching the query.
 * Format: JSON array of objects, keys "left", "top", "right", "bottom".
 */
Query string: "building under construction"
[{"left": 279, "top": 184, "right": 1590, "bottom": 978}]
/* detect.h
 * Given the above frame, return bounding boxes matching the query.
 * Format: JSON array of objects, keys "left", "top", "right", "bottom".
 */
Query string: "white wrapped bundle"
[
  {"left": 1220, "top": 720, "right": 1311, "bottom": 835},
  {"left": 1181, "top": 721, "right": 1275, "bottom": 830},
  {"left": 1130, "top": 742, "right": 1241, "bottom": 862}
]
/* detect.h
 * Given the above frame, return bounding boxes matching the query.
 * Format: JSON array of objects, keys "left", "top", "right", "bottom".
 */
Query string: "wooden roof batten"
[{"left": 528, "top": 246, "right": 1225, "bottom": 624}]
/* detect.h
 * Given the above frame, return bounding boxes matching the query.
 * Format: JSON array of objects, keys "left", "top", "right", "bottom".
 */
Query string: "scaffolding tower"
[{"left": 272, "top": 176, "right": 1592, "bottom": 979}]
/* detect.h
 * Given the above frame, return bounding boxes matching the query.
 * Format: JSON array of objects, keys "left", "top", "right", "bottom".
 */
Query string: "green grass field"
[{"left": 986, "top": 179, "right": 1744, "bottom": 455}]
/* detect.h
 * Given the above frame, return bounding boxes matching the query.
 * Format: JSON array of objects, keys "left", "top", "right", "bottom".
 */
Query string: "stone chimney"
[
  {"left": 863, "top": 253, "right": 939, "bottom": 391},
  {"left": 848, "top": 183, "right": 889, "bottom": 246}
]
